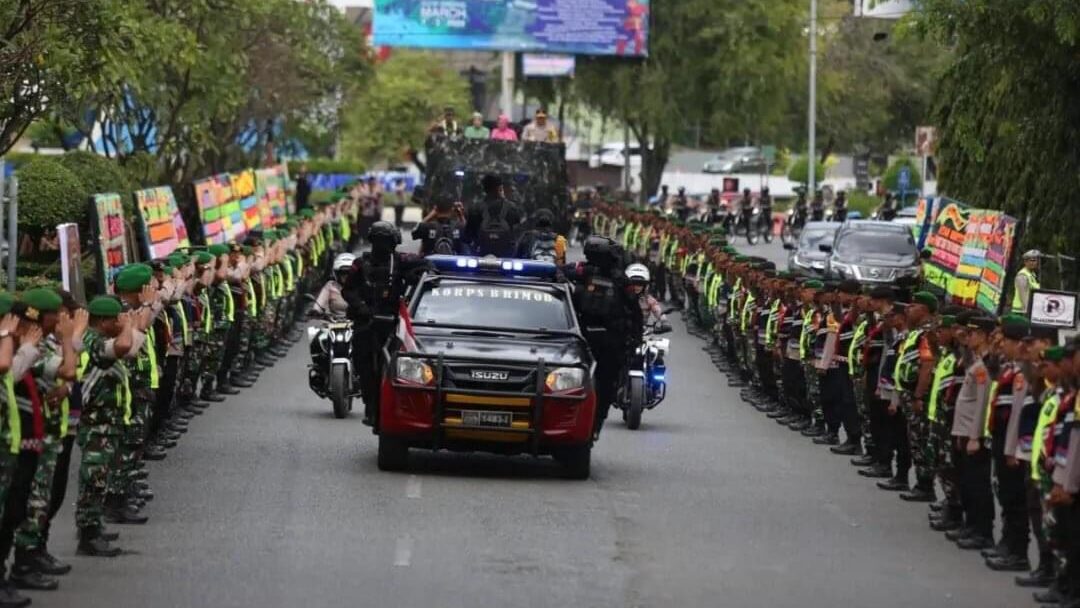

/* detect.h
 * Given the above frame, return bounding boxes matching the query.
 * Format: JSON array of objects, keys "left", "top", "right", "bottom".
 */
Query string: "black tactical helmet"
[
  {"left": 583, "top": 235, "right": 616, "bottom": 266},
  {"left": 368, "top": 221, "right": 402, "bottom": 249}
]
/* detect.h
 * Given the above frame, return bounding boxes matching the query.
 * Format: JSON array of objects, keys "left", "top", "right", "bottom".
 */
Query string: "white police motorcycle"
[
  {"left": 618, "top": 264, "right": 673, "bottom": 430},
  {"left": 306, "top": 254, "right": 359, "bottom": 419}
]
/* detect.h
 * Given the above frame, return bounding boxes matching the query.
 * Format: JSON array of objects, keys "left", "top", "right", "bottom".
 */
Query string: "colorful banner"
[
  {"left": 963, "top": 210, "right": 1018, "bottom": 313},
  {"left": 90, "top": 193, "right": 129, "bottom": 294},
  {"left": 921, "top": 197, "right": 1018, "bottom": 313},
  {"left": 255, "top": 165, "right": 289, "bottom": 225},
  {"left": 134, "top": 186, "right": 190, "bottom": 259},
  {"left": 57, "top": 223, "right": 86, "bottom": 305},
  {"left": 373, "top": 0, "right": 650, "bottom": 57},
  {"left": 194, "top": 174, "right": 245, "bottom": 245},
  {"left": 230, "top": 169, "right": 262, "bottom": 231}
]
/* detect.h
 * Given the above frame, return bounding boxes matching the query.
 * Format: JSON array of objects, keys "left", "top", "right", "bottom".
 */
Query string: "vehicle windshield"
[
  {"left": 413, "top": 281, "right": 572, "bottom": 331},
  {"left": 798, "top": 226, "right": 838, "bottom": 251},
  {"left": 835, "top": 231, "right": 917, "bottom": 257}
]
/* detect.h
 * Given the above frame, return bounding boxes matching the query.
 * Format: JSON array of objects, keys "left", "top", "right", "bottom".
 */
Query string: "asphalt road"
[{"left": 36, "top": 240, "right": 1033, "bottom": 608}]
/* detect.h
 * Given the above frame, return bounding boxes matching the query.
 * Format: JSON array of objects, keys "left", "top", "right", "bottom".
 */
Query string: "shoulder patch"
[{"left": 974, "top": 367, "right": 988, "bottom": 385}]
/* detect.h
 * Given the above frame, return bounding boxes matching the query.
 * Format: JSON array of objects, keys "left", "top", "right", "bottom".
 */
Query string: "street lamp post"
[{"left": 807, "top": 0, "right": 818, "bottom": 198}]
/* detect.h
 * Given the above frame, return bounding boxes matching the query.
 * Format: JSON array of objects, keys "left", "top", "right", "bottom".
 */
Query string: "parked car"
[
  {"left": 702, "top": 147, "right": 768, "bottom": 174},
  {"left": 589, "top": 142, "right": 644, "bottom": 169},
  {"left": 783, "top": 221, "right": 839, "bottom": 275},
  {"left": 821, "top": 221, "right": 921, "bottom": 284}
]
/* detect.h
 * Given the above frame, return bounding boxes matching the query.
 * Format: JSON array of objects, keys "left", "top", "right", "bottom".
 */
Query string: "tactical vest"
[
  {"left": 1031, "top": 387, "right": 1062, "bottom": 481},
  {"left": 894, "top": 329, "right": 924, "bottom": 392},
  {"left": 927, "top": 351, "right": 958, "bottom": 422},
  {"left": 848, "top": 318, "right": 869, "bottom": 376},
  {"left": 799, "top": 309, "right": 815, "bottom": 361},
  {"left": 361, "top": 253, "right": 399, "bottom": 316},
  {"left": 1012, "top": 268, "right": 1040, "bottom": 312}
]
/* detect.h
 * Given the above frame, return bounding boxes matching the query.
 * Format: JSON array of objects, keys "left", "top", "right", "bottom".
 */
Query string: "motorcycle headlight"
[
  {"left": 395, "top": 358, "right": 434, "bottom": 385},
  {"left": 545, "top": 367, "right": 585, "bottom": 392}
]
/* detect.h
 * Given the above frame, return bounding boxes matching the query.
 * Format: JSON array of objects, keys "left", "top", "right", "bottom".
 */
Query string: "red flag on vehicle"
[{"left": 396, "top": 300, "right": 418, "bottom": 352}]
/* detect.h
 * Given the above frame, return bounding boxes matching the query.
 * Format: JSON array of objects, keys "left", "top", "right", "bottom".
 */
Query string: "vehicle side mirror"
[
  {"left": 783, "top": 242, "right": 795, "bottom": 251},
  {"left": 818, "top": 244, "right": 833, "bottom": 253}
]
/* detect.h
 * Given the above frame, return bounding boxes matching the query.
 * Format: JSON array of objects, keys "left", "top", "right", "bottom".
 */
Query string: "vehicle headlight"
[
  {"left": 793, "top": 254, "right": 810, "bottom": 268},
  {"left": 396, "top": 358, "right": 434, "bottom": 385},
  {"left": 545, "top": 367, "right": 585, "bottom": 392}
]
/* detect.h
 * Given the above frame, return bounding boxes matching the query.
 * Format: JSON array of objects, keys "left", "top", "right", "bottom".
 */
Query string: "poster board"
[
  {"left": 229, "top": 169, "right": 262, "bottom": 231},
  {"left": 1029, "top": 289, "right": 1077, "bottom": 329},
  {"left": 194, "top": 174, "right": 245, "bottom": 245},
  {"left": 962, "top": 210, "right": 1017, "bottom": 313},
  {"left": 922, "top": 199, "right": 977, "bottom": 306},
  {"left": 255, "top": 165, "right": 289, "bottom": 225},
  {"left": 134, "top": 186, "right": 190, "bottom": 259},
  {"left": 89, "top": 193, "right": 129, "bottom": 294},
  {"left": 57, "top": 223, "right": 85, "bottom": 304}
]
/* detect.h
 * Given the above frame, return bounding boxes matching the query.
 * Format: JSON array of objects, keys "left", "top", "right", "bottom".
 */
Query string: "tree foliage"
[
  {"left": 339, "top": 50, "right": 471, "bottom": 167},
  {"left": 787, "top": 156, "right": 826, "bottom": 185},
  {"left": 916, "top": 0, "right": 1080, "bottom": 257},
  {"left": 17, "top": 158, "right": 89, "bottom": 232}
]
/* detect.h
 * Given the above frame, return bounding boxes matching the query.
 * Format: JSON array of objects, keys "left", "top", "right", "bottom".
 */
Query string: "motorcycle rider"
[
  {"left": 625, "top": 263, "right": 670, "bottom": 331},
  {"left": 705, "top": 189, "right": 723, "bottom": 225},
  {"left": 342, "top": 222, "right": 428, "bottom": 426},
  {"left": 568, "top": 236, "right": 641, "bottom": 438},
  {"left": 738, "top": 188, "right": 754, "bottom": 232},
  {"left": 308, "top": 254, "right": 354, "bottom": 392},
  {"left": 673, "top": 187, "right": 690, "bottom": 221}
]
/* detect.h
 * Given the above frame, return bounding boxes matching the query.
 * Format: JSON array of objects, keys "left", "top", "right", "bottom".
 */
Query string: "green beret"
[
  {"left": 0, "top": 293, "right": 13, "bottom": 316},
  {"left": 1002, "top": 318, "right": 1029, "bottom": 340},
  {"left": 207, "top": 244, "right": 230, "bottom": 257},
  {"left": 299, "top": 209, "right": 315, "bottom": 220},
  {"left": 21, "top": 287, "right": 62, "bottom": 314},
  {"left": 115, "top": 264, "right": 153, "bottom": 293},
  {"left": 912, "top": 291, "right": 939, "bottom": 313},
  {"left": 708, "top": 238, "right": 726, "bottom": 247},
  {"left": 263, "top": 230, "right": 278, "bottom": 243},
  {"left": 329, "top": 193, "right": 344, "bottom": 203},
  {"left": 722, "top": 246, "right": 738, "bottom": 254},
  {"left": 939, "top": 315, "right": 957, "bottom": 328},
  {"left": 241, "top": 245, "right": 253, "bottom": 255},
  {"left": 802, "top": 280, "right": 824, "bottom": 290},
  {"left": 733, "top": 255, "right": 750, "bottom": 263},
  {"left": 87, "top": 295, "right": 123, "bottom": 318},
  {"left": 1042, "top": 345, "right": 1066, "bottom": 363},
  {"left": 194, "top": 251, "right": 215, "bottom": 266},
  {"left": 167, "top": 253, "right": 190, "bottom": 267},
  {"left": 964, "top": 315, "right": 997, "bottom": 333},
  {"left": 1001, "top": 313, "right": 1028, "bottom": 326}
]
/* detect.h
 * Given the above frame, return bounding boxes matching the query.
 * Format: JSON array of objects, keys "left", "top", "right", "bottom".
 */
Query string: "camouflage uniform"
[
  {"left": 198, "top": 286, "right": 226, "bottom": 397},
  {"left": 13, "top": 335, "right": 64, "bottom": 551},
  {"left": 76, "top": 328, "right": 128, "bottom": 534},
  {"left": 896, "top": 322, "right": 936, "bottom": 490},
  {"left": 108, "top": 325, "right": 157, "bottom": 499}
]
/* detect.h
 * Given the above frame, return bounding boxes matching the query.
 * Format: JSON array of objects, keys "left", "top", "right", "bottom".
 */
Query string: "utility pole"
[
  {"left": 807, "top": 0, "right": 818, "bottom": 198},
  {"left": 501, "top": 52, "right": 515, "bottom": 121}
]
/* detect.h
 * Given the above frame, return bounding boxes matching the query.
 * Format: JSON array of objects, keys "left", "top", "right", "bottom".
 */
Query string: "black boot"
[
  {"left": 859, "top": 464, "right": 893, "bottom": 478},
  {"left": 105, "top": 496, "right": 149, "bottom": 525},
  {"left": 813, "top": 433, "right": 840, "bottom": 446},
  {"left": 10, "top": 552, "right": 58, "bottom": 591},
  {"left": 850, "top": 454, "right": 877, "bottom": 467},
  {"left": 200, "top": 390, "right": 225, "bottom": 403},
  {"left": 216, "top": 384, "right": 241, "bottom": 396},
  {"left": 929, "top": 500, "right": 946, "bottom": 513},
  {"left": 944, "top": 526, "right": 974, "bottom": 542},
  {"left": 830, "top": 440, "right": 862, "bottom": 455},
  {"left": 899, "top": 481, "right": 936, "bottom": 502},
  {"left": 77, "top": 528, "right": 122, "bottom": 557},
  {"left": 929, "top": 515, "right": 963, "bottom": 532},
  {"left": 143, "top": 444, "right": 168, "bottom": 460},
  {"left": 801, "top": 424, "right": 826, "bottom": 438},
  {"left": 876, "top": 475, "right": 910, "bottom": 491},
  {"left": 230, "top": 376, "right": 255, "bottom": 388},
  {"left": 22, "top": 548, "right": 70, "bottom": 576},
  {"left": 1016, "top": 559, "right": 1056, "bottom": 588},
  {"left": 986, "top": 551, "right": 1031, "bottom": 572},
  {"left": 0, "top": 579, "right": 30, "bottom": 607},
  {"left": 956, "top": 534, "right": 994, "bottom": 550}
]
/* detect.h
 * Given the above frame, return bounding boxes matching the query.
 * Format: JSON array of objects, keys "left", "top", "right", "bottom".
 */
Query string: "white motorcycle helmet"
[
  {"left": 625, "top": 263, "right": 651, "bottom": 286},
  {"left": 333, "top": 253, "right": 355, "bottom": 282}
]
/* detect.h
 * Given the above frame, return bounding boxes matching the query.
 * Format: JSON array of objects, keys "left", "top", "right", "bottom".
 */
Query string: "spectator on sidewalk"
[
  {"left": 464, "top": 112, "right": 490, "bottom": 140},
  {"left": 295, "top": 164, "right": 312, "bottom": 211},
  {"left": 490, "top": 115, "right": 518, "bottom": 142}
]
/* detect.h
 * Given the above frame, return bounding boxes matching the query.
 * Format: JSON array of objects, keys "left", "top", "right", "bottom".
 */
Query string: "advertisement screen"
[
  {"left": 523, "top": 53, "right": 576, "bottom": 76},
  {"left": 374, "top": 0, "right": 650, "bottom": 57}
]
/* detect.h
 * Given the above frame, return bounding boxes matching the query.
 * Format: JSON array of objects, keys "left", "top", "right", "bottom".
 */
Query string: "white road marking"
[
  {"left": 406, "top": 475, "right": 422, "bottom": 499},
  {"left": 394, "top": 535, "right": 414, "bottom": 567}
]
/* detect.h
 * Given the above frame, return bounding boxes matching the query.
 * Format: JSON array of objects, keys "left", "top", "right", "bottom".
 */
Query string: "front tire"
[
  {"left": 558, "top": 445, "right": 592, "bottom": 480},
  {"left": 377, "top": 436, "right": 409, "bottom": 471},
  {"left": 330, "top": 364, "right": 351, "bottom": 419},
  {"left": 626, "top": 376, "right": 645, "bottom": 430}
]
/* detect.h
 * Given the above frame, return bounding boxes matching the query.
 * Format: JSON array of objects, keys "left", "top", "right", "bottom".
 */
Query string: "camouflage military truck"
[{"left": 424, "top": 136, "right": 571, "bottom": 233}]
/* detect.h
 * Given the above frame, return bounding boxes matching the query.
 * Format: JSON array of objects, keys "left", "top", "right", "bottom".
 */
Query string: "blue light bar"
[
  {"left": 653, "top": 374, "right": 665, "bottom": 382},
  {"left": 427, "top": 255, "right": 558, "bottom": 279}
]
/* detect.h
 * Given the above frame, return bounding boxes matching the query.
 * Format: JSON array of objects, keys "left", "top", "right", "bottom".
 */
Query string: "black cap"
[
  {"left": 869, "top": 285, "right": 895, "bottom": 300},
  {"left": 965, "top": 315, "right": 997, "bottom": 333},
  {"left": 838, "top": 279, "right": 860, "bottom": 295},
  {"left": 1025, "top": 325, "right": 1059, "bottom": 342}
]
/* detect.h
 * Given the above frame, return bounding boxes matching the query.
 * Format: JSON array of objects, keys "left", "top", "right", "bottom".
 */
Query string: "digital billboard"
[{"left": 373, "top": 0, "right": 650, "bottom": 57}]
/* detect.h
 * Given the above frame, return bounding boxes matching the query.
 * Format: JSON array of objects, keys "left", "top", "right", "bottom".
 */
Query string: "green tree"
[
  {"left": 787, "top": 156, "right": 826, "bottom": 185},
  {"left": 916, "top": 0, "right": 1080, "bottom": 259},
  {"left": 17, "top": 158, "right": 89, "bottom": 234},
  {"left": 340, "top": 50, "right": 471, "bottom": 167},
  {"left": 575, "top": 0, "right": 807, "bottom": 202}
]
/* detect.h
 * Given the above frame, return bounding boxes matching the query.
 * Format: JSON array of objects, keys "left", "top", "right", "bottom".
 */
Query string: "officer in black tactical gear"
[
  {"left": 567, "top": 236, "right": 641, "bottom": 438},
  {"left": 342, "top": 221, "right": 428, "bottom": 426}
]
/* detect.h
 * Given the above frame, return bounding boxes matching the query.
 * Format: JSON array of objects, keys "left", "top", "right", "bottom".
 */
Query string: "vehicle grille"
[
  {"left": 856, "top": 266, "right": 896, "bottom": 282},
  {"left": 441, "top": 364, "right": 537, "bottom": 394}
]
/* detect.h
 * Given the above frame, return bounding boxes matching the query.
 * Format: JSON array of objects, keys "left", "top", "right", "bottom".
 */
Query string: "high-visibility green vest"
[
  {"left": 340, "top": 216, "right": 351, "bottom": 244},
  {"left": 1032, "top": 388, "right": 1061, "bottom": 481},
  {"left": 199, "top": 291, "right": 213, "bottom": 334},
  {"left": 218, "top": 284, "right": 235, "bottom": 322},
  {"left": 765, "top": 300, "right": 781, "bottom": 346},
  {"left": 1012, "top": 268, "right": 1040, "bottom": 312},
  {"left": 926, "top": 351, "right": 957, "bottom": 422},
  {"left": 120, "top": 363, "right": 132, "bottom": 425},
  {"left": 982, "top": 380, "right": 999, "bottom": 438},
  {"left": 848, "top": 319, "right": 868, "bottom": 376},
  {"left": 893, "top": 330, "right": 924, "bottom": 391},
  {"left": 147, "top": 325, "right": 159, "bottom": 389},
  {"left": 740, "top": 293, "right": 756, "bottom": 332},
  {"left": 799, "top": 309, "right": 815, "bottom": 360},
  {"left": 244, "top": 278, "right": 257, "bottom": 316},
  {"left": 4, "top": 373, "right": 19, "bottom": 454},
  {"left": 284, "top": 256, "right": 295, "bottom": 292},
  {"left": 174, "top": 302, "right": 190, "bottom": 347}
]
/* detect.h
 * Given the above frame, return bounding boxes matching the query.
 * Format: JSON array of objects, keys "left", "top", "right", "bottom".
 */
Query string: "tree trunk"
[{"left": 639, "top": 137, "right": 670, "bottom": 206}]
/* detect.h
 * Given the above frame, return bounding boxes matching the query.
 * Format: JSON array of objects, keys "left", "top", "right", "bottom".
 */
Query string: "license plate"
[{"left": 461, "top": 410, "right": 512, "bottom": 428}]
